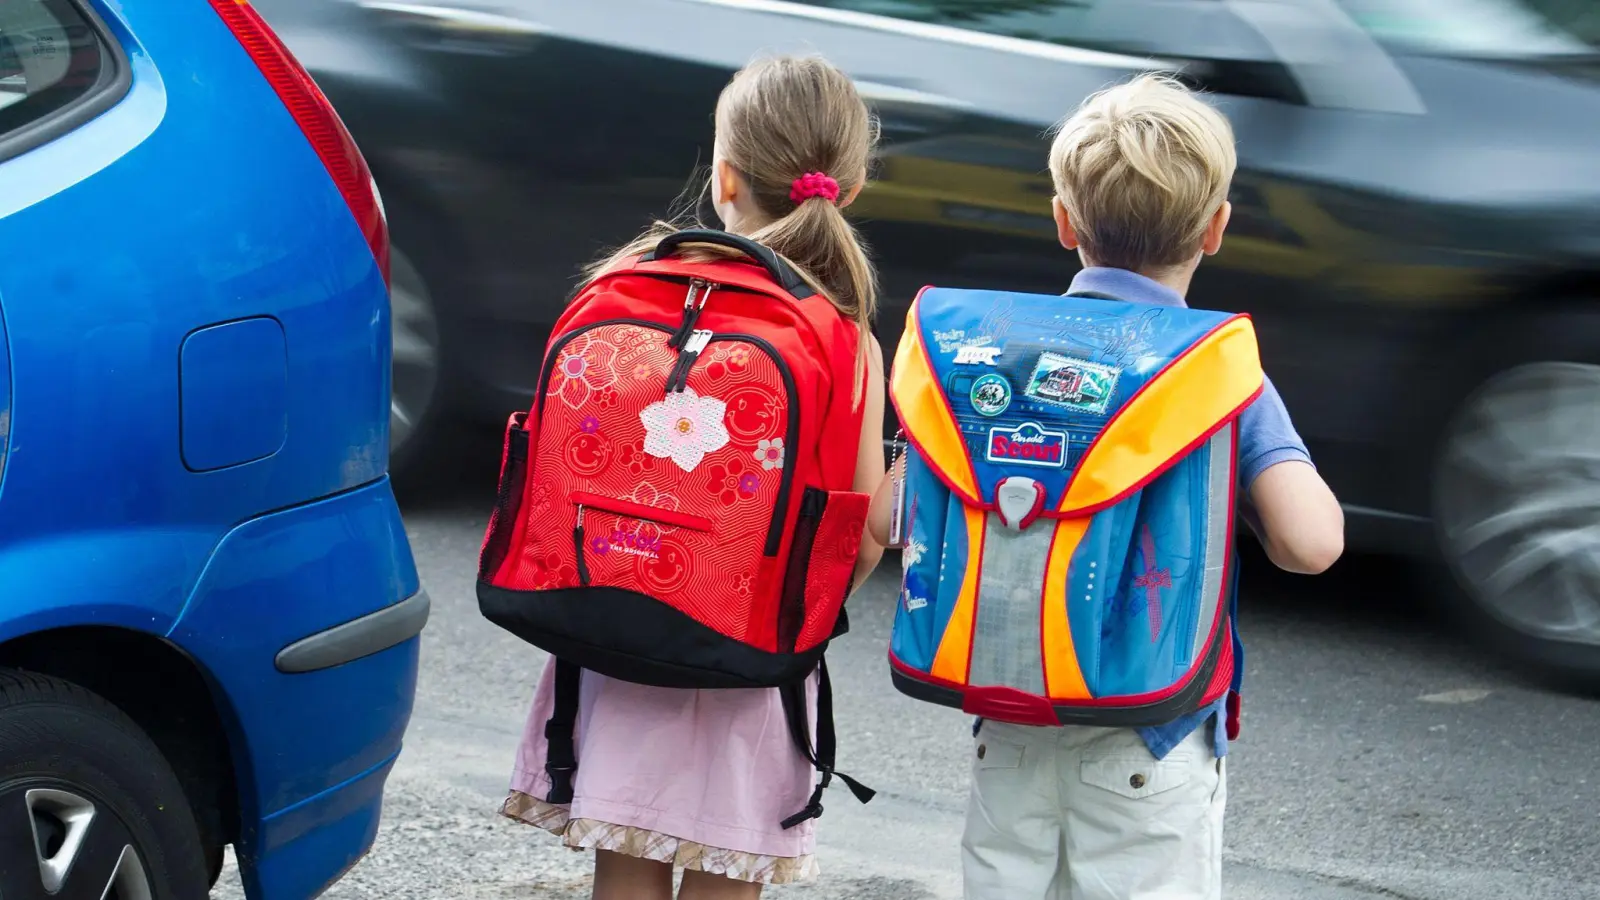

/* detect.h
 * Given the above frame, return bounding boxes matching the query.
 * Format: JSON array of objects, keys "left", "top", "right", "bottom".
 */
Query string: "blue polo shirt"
[{"left": 976, "top": 267, "right": 1314, "bottom": 760}]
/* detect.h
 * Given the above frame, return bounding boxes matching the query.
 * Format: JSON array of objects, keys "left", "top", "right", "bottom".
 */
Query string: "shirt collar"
[{"left": 1066, "top": 267, "right": 1187, "bottom": 309}]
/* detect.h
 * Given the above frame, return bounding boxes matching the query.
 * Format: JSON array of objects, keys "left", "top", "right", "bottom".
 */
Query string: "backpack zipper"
[
  {"left": 667, "top": 278, "right": 714, "bottom": 350},
  {"left": 665, "top": 329, "right": 713, "bottom": 393}
]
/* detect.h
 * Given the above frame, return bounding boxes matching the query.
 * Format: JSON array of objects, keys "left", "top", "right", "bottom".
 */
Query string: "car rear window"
[{"left": 0, "top": 0, "right": 114, "bottom": 139}]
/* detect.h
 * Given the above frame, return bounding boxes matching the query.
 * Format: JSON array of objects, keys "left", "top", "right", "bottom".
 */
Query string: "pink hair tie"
[{"left": 790, "top": 171, "right": 841, "bottom": 205}]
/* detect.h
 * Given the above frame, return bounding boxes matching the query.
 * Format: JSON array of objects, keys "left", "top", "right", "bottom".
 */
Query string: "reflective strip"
[
  {"left": 968, "top": 515, "right": 1051, "bottom": 694},
  {"left": 930, "top": 505, "right": 985, "bottom": 684},
  {"left": 1041, "top": 517, "right": 1092, "bottom": 700},
  {"left": 1192, "top": 423, "right": 1234, "bottom": 662}
]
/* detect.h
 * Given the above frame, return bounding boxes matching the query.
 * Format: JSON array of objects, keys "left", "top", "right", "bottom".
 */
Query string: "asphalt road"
[{"left": 215, "top": 474, "right": 1600, "bottom": 900}]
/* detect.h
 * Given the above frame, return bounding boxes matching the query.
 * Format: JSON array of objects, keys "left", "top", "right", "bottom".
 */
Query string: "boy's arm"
[{"left": 1238, "top": 377, "right": 1345, "bottom": 575}]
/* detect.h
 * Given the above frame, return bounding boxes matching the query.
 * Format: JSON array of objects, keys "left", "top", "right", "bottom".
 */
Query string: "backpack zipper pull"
[
  {"left": 668, "top": 279, "right": 714, "bottom": 350},
  {"left": 666, "top": 329, "right": 714, "bottom": 393},
  {"left": 573, "top": 504, "right": 592, "bottom": 586}
]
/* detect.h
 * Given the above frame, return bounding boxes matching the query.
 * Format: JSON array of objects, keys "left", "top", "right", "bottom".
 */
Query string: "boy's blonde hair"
[{"left": 1048, "top": 73, "right": 1236, "bottom": 272}]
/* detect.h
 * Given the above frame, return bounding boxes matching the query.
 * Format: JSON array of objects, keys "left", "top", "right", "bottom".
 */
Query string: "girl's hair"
[{"left": 585, "top": 55, "right": 880, "bottom": 400}]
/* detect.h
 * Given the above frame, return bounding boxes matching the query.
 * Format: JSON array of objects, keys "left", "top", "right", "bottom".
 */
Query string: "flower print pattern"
[
  {"left": 530, "top": 549, "right": 578, "bottom": 590},
  {"left": 596, "top": 387, "right": 622, "bottom": 411},
  {"left": 625, "top": 483, "right": 681, "bottom": 539},
  {"left": 640, "top": 387, "right": 730, "bottom": 473},
  {"left": 579, "top": 415, "right": 601, "bottom": 435},
  {"left": 703, "top": 344, "right": 753, "bottom": 381},
  {"left": 705, "top": 462, "right": 756, "bottom": 507},
  {"left": 550, "top": 334, "right": 620, "bottom": 409},
  {"left": 617, "top": 439, "right": 659, "bottom": 478},
  {"left": 754, "top": 438, "right": 784, "bottom": 471},
  {"left": 632, "top": 363, "right": 654, "bottom": 381},
  {"left": 589, "top": 535, "right": 611, "bottom": 556}
]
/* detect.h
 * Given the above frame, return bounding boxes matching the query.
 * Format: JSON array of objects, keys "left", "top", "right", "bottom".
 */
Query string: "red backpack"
[{"left": 478, "top": 229, "right": 874, "bottom": 826}]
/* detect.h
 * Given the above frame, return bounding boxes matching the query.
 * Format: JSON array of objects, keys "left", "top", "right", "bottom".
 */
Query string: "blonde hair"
[
  {"left": 1048, "top": 73, "right": 1236, "bottom": 272},
  {"left": 586, "top": 55, "right": 879, "bottom": 400}
]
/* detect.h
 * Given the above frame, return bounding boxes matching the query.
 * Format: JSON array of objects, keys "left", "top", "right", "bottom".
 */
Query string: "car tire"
[
  {"left": 389, "top": 242, "right": 446, "bottom": 482},
  {"left": 1432, "top": 361, "right": 1600, "bottom": 688},
  {"left": 0, "top": 670, "right": 210, "bottom": 898}
]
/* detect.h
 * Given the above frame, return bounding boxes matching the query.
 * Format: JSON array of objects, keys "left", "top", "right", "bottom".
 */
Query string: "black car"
[{"left": 258, "top": 0, "right": 1600, "bottom": 682}]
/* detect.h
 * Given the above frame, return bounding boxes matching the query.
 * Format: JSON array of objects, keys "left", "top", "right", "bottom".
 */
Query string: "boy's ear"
[
  {"left": 1052, "top": 196, "right": 1081, "bottom": 251},
  {"left": 1201, "top": 200, "right": 1232, "bottom": 257}
]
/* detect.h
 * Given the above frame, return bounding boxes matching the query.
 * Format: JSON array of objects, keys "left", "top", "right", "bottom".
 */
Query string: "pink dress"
[{"left": 501, "top": 658, "right": 820, "bottom": 884}]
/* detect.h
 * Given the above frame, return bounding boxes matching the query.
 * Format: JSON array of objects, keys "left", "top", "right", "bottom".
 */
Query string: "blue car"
[{"left": 0, "top": 0, "right": 424, "bottom": 896}]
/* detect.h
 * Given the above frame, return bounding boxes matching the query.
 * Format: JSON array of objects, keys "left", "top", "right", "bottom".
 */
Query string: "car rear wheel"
[
  {"left": 0, "top": 671, "right": 209, "bottom": 898},
  {"left": 1434, "top": 361, "right": 1600, "bottom": 686},
  {"left": 389, "top": 243, "right": 443, "bottom": 479}
]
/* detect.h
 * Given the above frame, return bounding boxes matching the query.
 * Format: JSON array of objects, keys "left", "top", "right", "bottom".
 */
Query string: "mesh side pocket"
[
  {"left": 479, "top": 412, "right": 530, "bottom": 581},
  {"left": 792, "top": 489, "right": 870, "bottom": 653}
]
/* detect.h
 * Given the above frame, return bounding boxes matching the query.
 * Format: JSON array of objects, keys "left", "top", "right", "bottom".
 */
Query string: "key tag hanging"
[{"left": 887, "top": 430, "right": 908, "bottom": 548}]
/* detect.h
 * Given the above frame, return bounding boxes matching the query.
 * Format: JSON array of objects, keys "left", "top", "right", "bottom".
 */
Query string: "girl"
[{"left": 501, "top": 55, "right": 887, "bottom": 900}]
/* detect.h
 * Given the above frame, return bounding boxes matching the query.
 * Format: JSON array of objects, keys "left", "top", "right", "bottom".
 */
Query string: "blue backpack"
[{"left": 886, "top": 287, "right": 1261, "bottom": 727}]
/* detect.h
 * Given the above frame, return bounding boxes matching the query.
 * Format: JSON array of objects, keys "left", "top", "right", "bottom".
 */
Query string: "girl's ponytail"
[{"left": 583, "top": 55, "right": 880, "bottom": 403}]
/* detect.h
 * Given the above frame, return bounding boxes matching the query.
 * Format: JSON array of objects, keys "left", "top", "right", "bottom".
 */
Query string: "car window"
[{"left": 0, "top": 0, "right": 111, "bottom": 139}]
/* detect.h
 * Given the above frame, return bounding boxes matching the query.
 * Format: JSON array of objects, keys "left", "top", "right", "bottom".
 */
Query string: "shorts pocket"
[
  {"left": 1080, "top": 751, "right": 1193, "bottom": 800},
  {"left": 782, "top": 487, "right": 870, "bottom": 653},
  {"left": 974, "top": 732, "right": 1024, "bottom": 771}
]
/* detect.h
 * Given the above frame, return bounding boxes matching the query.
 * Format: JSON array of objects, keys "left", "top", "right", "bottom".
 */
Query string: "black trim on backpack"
[
  {"left": 478, "top": 583, "right": 825, "bottom": 689},
  {"left": 642, "top": 228, "right": 817, "bottom": 300}
]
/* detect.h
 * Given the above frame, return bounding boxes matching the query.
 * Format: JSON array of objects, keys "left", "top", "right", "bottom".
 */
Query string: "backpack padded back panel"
[
  {"left": 887, "top": 288, "right": 1263, "bottom": 727},
  {"left": 477, "top": 249, "right": 869, "bottom": 690}
]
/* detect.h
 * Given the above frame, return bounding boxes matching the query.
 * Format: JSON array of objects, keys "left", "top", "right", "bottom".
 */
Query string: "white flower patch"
[
  {"left": 640, "top": 387, "right": 730, "bottom": 472},
  {"left": 753, "top": 437, "right": 785, "bottom": 471}
]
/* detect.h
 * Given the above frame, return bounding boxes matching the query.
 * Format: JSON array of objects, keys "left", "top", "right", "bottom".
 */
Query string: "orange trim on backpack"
[
  {"left": 889, "top": 293, "right": 980, "bottom": 506},
  {"left": 1040, "top": 517, "right": 1092, "bottom": 700},
  {"left": 930, "top": 505, "right": 985, "bottom": 684},
  {"left": 1058, "top": 316, "right": 1263, "bottom": 516}
]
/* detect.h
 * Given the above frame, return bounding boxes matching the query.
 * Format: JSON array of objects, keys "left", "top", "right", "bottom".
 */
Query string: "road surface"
[{"left": 216, "top": 478, "right": 1600, "bottom": 899}]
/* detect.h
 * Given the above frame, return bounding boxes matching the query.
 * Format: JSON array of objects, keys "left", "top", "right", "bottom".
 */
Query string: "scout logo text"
[
  {"left": 1025, "top": 352, "right": 1118, "bottom": 415},
  {"left": 986, "top": 421, "right": 1067, "bottom": 468},
  {"left": 969, "top": 373, "right": 1012, "bottom": 416}
]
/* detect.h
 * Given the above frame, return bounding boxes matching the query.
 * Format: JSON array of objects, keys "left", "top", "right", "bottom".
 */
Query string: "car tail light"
[{"left": 207, "top": 0, "right": 390, "bottom": 285}]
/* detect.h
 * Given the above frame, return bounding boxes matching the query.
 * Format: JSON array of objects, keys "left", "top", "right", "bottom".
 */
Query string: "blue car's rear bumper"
[{"left": 167, "top": 478, "right": 424, "bottom": 899}]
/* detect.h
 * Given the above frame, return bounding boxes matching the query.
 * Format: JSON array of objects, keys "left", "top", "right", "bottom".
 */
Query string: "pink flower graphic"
[
  {"left": 549, "top": 334, "right": 619, "bottom": 409},
  {"left": 579, "top": 415, "right": 601, "bottom": 434},
  {"left": 753, "top": 437, "right": 785, "bottom": 471},
  {"left": 640, "top": 387, "right": 730, "bottom": 472},
  {"left": 738, "top": 473, "right": 761, "bottom": 497}
]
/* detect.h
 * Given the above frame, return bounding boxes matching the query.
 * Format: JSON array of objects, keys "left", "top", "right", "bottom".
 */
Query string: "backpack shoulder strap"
[
  {"left": 542, "top": 658, "right": 581, "bottom": 804},
  {"left": 778, "top": 656, "right": 875, "bottom": 829}
]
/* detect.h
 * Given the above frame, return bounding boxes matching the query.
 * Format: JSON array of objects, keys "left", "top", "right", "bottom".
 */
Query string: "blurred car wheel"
[
  {"left": 1434, "top": 361, "right": 1600, "bottom": 686},
  {"left": 389, "top": 243, "right": 443, "bottom": 479},
  {"left": 0, "top": 671, "right": 209, "bottom": 899}
]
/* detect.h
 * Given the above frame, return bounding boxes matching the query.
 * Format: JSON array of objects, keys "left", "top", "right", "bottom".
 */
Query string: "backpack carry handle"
[{"left": 643, "top": 229, "right": 817, "bottom": 300}]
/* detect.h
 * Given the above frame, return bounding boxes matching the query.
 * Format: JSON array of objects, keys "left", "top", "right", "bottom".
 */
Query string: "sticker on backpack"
[{"left": 1024, "top": 352, "right": 1119, "bottom": 414}]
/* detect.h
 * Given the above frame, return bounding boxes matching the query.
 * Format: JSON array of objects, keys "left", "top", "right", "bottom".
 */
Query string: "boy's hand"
[{"left": 1247, "top": 460, "right": 1344, "bottom": 574}]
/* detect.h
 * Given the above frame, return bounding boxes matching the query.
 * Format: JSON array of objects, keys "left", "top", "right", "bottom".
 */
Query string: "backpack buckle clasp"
[{"left": 994, "top": 476, "right": 1046, "bottom": 531}]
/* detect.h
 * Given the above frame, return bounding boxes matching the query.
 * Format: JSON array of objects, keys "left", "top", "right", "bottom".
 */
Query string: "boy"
[{"left": 956, "top": 75, "right": 1345, "bottom": 899}]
